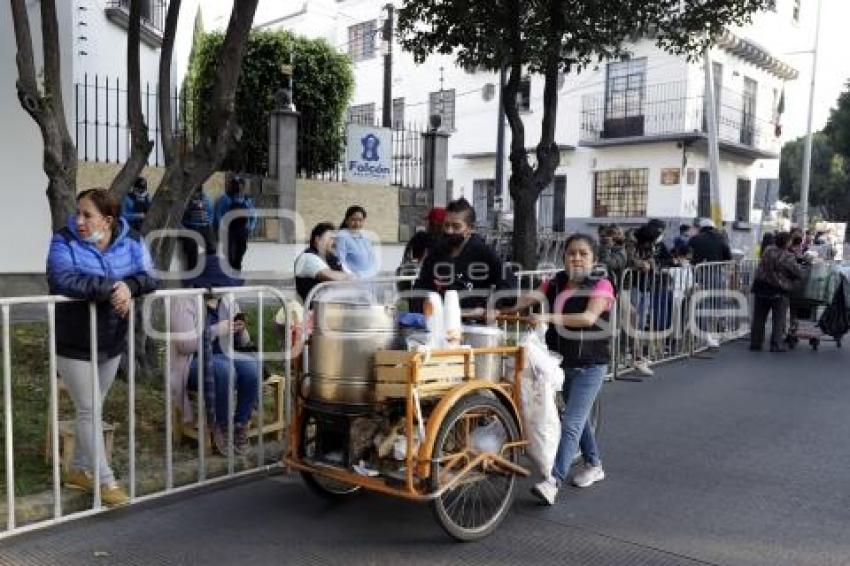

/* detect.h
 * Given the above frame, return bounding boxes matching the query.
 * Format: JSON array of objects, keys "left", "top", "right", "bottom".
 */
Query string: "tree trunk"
[
  {"left": 159, "top": 0, "right": 183, "bottom": 167},
  {"left": 11, "top": 0, "right": 78, "bottom": 230},
  {"left": 109, "top": 0, "right": 155, "bottom": 200},
  {"left": 506, "top": 0, "right": 564, "bottom": 271},
  {"left": 143, "top": 0, "right": 259, "bottom": 271}
]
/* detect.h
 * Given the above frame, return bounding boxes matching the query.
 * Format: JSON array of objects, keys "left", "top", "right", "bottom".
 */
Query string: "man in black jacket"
[
  {"left": 413, "top": 198, "right": 508, "bottom": 311},
  {"left": 688, "top": 218, "right": 732, "bottom": 264}
]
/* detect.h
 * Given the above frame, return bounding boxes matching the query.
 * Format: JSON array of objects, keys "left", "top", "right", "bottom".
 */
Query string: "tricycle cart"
[{"left": 284, "top": 281, "right": 532, "bottom": 541}]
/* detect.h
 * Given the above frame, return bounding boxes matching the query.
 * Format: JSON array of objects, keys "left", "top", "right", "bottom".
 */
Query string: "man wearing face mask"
[
  {"left": 413, "top": 197, "right": 508, "bottom": 311},
  {"left": 121, "top": 177, "right": 151, "bottom": 232}
]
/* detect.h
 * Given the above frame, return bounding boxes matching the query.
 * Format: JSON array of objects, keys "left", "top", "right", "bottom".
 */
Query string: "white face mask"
[{"left": 83, "top": 231, "right": 105, "bottom": 244}]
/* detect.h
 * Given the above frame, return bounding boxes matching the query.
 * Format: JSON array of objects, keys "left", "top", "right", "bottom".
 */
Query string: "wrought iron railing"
[{"left": 580, "top": 80, "right": 780, "bottom": 155}]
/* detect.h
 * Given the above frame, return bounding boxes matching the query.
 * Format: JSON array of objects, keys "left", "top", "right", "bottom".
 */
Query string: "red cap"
[{"left": 426, "top": 207, "right": 447, "bottom": 224}]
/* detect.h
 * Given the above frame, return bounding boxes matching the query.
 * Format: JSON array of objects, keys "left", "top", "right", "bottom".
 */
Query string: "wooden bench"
[{"left": 172, "top": 373, "right": 286, "bottom": 449}]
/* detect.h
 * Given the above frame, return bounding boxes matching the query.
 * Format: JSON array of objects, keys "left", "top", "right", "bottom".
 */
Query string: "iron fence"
[
  {"left": 295, "top": 116, "right": 425, "bottom": 190},
  {"left": 74, "top": 74, "right": 199, "bottom": 167}
]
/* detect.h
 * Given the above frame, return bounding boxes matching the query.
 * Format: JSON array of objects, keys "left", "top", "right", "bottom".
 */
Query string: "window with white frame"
[
  {"left": 429, "top": 89, "right": 456, "bottom": 131},
  {"left": 348, "top": 20, "right": 377, "bottom": 62}
]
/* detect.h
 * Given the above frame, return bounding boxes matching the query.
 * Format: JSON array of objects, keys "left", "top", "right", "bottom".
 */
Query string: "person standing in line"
[
  {"left": 215, "top": 177, "right": 257, "bottom": 272},
  {"left": 121, "top": 177, "right": 151, "bottom": 232},
  {"left": 673, "top": 224, "right": 691, "bottom": 251},
  {"left": 336, "top": 205, "right": 378, "bottom": 278},
  {"left": 47, "top": 188, "right": 159, "bottom": 506},
  {"left": 750, "top": 231, "right": 802, "bottom": 352},
  {"left": 182, "top": 185, "right": 215, "bottom": 272}
]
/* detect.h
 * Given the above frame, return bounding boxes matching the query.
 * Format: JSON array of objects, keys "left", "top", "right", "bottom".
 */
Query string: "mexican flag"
[{"left": 774, "top": 87, "right": 785, "bottom": 138}]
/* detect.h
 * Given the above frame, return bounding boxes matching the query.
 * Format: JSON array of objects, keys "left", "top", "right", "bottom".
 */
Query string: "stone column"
[
  {"left": 422, "top": 129, "right": 450, "bottom": 207},
  {"left": 269, "top": 109, "right": 299, "bottom": 243}
]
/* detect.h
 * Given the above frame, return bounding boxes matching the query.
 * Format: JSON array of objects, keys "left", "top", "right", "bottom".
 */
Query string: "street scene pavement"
[{"left": 3, "top": 339, "right": 848, "bottom": 566}]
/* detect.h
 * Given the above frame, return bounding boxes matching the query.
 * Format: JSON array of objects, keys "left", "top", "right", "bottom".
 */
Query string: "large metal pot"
[
  {"left": 309, "top": 299, "right": 399, "bottom": 404},
  {"left": 462, "top": 325, "right": 506, "bottom": 382},
  {"left": 313, "top": 300, "right": 396, "bottom": 332}
]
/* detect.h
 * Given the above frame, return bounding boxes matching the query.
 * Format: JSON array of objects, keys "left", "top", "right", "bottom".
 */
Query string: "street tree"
[
  {"left": 825, "top": 81, "right": 850, "bottom": 159},
  {"left": 189, "top": 29, "right": 354, "bottom": 176},
  {"left": 397, "top": 0, "right": 774, "bottom": 269},
  {"left": 779, "top": 133, "right": 849, "bottom": 221}
]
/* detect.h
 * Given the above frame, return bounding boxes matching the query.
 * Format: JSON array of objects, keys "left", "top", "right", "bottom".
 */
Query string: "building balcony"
[
  {"left": 105, "top": 0, "right": 167, "bottom": 48},
  {"left": 579, "top": 81, "right": 781, "bottom": 160}
]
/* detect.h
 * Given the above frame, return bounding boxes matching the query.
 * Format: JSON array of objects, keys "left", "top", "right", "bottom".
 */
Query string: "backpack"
[{"left": 818, "top": 278, "right": 850, "bottom": 338}]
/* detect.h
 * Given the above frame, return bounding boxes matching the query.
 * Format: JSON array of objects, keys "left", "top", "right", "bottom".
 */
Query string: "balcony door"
[
  {"left": 741, "top": 77, "right": 758, "bottom": 146},
  {"left": 603, "top": 59, "right": 647, "bottom": 139},
  {"left": 698, "top": 170, "right": 712, "bottom": 219}
]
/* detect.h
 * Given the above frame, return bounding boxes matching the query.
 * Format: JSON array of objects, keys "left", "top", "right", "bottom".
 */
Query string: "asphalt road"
[{"left": 3, "top": 339, "right": 849, "bottom": 566}]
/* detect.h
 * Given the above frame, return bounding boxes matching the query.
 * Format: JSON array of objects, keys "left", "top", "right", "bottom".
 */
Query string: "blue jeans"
[
  {"left": 551, "top": 364, "right": 606, "bottom": 483},
  {"left": 188, "top": 353, "right": 261, "bottom": 426}
]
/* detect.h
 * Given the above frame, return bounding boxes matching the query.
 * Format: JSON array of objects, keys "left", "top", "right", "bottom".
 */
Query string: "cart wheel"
[
  {"left": 299, "top": 413, "right": 361, "bottom": 500},
  {"left": 430, "top": 394, "right": 520, "bottom": 542},
  {"left": 810, "top": 338, "right": 820, "bottom": 351}
]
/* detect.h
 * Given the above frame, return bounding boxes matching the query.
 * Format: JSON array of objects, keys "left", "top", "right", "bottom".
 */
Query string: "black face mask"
[{"left": 443, "top": 233, "right": 465, "bottom": 248}]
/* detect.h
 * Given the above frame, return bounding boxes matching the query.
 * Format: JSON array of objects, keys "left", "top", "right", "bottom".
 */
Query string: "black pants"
[
  {"left": 227, "top": 232, "right": 248, "bottom": 272},
  {"left": 750, "top": 294, "right": 789, "bottom": 348},
  {"left": 181, "top": 225, "right": 213, "bottom": 272}
]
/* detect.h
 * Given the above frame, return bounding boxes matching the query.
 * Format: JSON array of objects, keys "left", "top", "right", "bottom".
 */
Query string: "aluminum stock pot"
[
  {"left": 462, "top": 325, "right": 506, "bottom": 382},
  {"left": 309, "top": 299, "right": 399, "bottom": 404}
]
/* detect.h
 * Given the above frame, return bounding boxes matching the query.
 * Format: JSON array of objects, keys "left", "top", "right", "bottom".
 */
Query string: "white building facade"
[
  {"left": 260, "top": 0, "right": 812, "bottom": 251},
  {"left": 0, "top": 0, "right": 200, "bottom": 283}
]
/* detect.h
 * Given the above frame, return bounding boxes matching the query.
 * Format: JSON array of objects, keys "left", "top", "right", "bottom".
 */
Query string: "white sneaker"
[
  {"left": 571, "top": 464, "right": 605, "bottom": 488},
  {"left": 634, "top": 359, "right": 654, "bottom": 376},
  {"left": 531, "top": 478, "right": 558, "bottom": 505},
  {"left": 706, "top": 335, "right": 720, "bottom": 348}
]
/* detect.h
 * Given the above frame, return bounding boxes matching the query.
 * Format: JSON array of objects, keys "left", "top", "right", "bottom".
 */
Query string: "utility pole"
[
  {"left": 381, "top": 3, "right": 394, "bottom": 129},
  {"left": 703, "top": 48, "right": 723, "bottom": 228},
  {"left": 800, "top": 0, "right": 823, "bottom": 231},
  {"left": 494, "top": 65, "right": 507, "bottom": 213}
]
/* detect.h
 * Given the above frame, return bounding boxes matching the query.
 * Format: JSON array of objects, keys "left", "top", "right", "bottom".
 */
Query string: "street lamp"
[{"left": 799, "top": 0, "right": 823, "bottom": 230}]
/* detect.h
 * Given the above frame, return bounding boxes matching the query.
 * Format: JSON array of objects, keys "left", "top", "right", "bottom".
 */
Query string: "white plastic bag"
[{"left": 519, "top": 331, "right": 564, "bottom": 478}]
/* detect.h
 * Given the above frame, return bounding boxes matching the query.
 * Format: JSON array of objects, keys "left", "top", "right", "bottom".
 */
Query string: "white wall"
[{"left": 0, "top": 1, "right": 74, "bottom": 275}]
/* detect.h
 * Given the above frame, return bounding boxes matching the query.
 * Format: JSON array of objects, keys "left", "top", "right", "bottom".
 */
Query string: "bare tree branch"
[
  {"left": 10, "top": 0, "right": 40, "bottom": 115},
  {"left": 159, "top": 0, "right": 182, "bottom": 166},
  {"left": 11, "top": 0, "right": 77, "bottom": 230},
  {"left": 144, "top": 0, "right": 259, "bottom": 268},
  {"left": 109, "top": 0, "right": 155, "bottom": 200}
]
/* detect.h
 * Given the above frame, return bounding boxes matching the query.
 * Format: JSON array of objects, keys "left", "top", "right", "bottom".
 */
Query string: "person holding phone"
[{"left": 169, "top": 254, "right": 261, "bottom": 457}]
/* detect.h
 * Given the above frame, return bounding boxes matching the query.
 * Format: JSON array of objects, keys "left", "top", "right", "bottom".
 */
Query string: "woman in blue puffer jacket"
[{"left": 47, "top": 188, "right": 159, "bottom": 506}]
